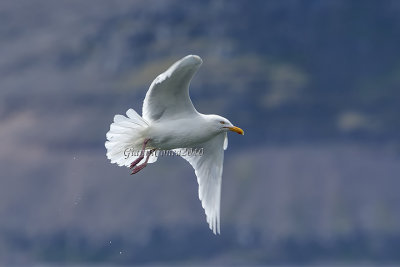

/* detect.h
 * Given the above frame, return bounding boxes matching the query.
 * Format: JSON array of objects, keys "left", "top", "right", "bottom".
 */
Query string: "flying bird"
[{"left": 105, "top": 55, "right": 244, "bottom": 234}]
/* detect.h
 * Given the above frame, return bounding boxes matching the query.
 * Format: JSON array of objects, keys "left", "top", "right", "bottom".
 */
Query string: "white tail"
[{"left": 105, "top": 108, "right": 157, "bottom": 167}]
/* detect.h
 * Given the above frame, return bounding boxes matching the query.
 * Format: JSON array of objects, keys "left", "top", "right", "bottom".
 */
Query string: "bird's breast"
[{"left": 147, "top": 119, "right": 215, "bottom": 150}]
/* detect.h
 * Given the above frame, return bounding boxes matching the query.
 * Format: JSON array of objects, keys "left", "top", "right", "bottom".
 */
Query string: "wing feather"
[
  {"left": 174, "top": 133, "right": 225, "bottom": 234},
  {"left": 142, "top": 55, "right": 202, "bottom": 122}
]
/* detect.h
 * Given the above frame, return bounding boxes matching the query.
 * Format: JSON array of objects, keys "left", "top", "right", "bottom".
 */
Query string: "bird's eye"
[{"left": 220, "top": 121, "right": 225, "bottom": 124}]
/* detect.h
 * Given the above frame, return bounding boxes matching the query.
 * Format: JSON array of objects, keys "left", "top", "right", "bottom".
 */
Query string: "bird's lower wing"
[{"left": 174, "top": 133, "right": 225, "bottom": 234}]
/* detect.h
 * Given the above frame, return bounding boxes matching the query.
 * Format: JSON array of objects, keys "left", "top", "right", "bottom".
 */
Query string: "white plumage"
[{"left": 105, "top": 55, "right": 244, "bottom": 234}]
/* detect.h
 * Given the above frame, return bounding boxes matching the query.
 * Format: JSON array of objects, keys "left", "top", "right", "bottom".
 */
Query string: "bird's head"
[{"left": 208, "top": 115, "right": 244, "bottom": 135}]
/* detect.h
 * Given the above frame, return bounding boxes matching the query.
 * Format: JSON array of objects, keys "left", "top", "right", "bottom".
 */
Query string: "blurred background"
[{"left": 1, "top": 0, "right": 400, "bottom": 265}]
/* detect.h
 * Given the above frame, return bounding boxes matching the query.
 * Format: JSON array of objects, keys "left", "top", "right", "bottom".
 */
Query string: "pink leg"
[
  {"left": 129, "top": 138, "right": 150, "bottom": 169},
  {"left": 131, "top": 149, "right": 155, "bottom": 175}
]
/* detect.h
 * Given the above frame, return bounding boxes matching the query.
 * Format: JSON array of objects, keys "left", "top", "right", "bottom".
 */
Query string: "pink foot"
[
  {"left": 129, "top": 156, "right": 143, "bottom": 169},
  {"left": 131, "top": 164, "right": 147, "bottom": 174},
  {"left": 129, "top": 138, "right": 150, "bottom": 169},
  {"left": 130, "top": 149, "right": 155, "bottom": 175}
]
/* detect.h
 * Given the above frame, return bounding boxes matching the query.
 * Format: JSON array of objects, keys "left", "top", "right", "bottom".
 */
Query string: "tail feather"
[
  {"left": 105, "top": 108, "right": 157, "bottom": 167},
  {"left": 126, "top": 109, "right": 148, "bottom": 124}
]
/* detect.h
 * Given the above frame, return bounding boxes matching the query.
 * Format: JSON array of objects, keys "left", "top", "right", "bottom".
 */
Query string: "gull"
[{"left": 105, "top": 55, "right": 244, "bottom": 234}]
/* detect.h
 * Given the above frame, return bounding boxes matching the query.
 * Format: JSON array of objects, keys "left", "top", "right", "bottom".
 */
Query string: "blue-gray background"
[{"left": 1, "top": 0, "right": 400, "bottom": 265}]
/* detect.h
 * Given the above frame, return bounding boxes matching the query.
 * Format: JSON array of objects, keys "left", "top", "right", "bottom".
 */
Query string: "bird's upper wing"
[
  {"left": 174, "top": 133, "right": 225, "bottom": 234},
  {"left": 142, "top": 55, "right": 202, "bottom": 122}
]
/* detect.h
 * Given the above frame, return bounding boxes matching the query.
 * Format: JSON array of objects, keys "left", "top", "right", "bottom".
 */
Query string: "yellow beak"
[{"left": 229, "top": 126, "right": 244, "bottom": 135}]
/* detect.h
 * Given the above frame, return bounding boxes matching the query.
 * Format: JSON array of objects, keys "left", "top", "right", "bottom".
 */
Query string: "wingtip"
[{"left": 184, "top": 54, "right": 203, "bottom": 65}]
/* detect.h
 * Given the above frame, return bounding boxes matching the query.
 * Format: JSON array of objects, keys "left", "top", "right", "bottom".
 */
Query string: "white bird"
[{"left": 105, "top": 55, "right": 244, "bottom": 234}]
